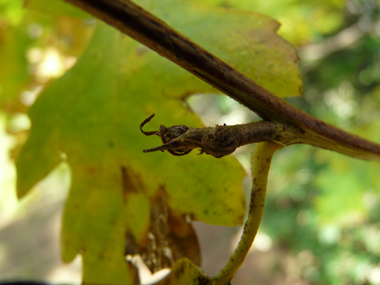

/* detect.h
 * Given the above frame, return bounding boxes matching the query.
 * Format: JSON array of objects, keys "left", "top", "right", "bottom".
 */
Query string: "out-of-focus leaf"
[
  {"left": 315, "top": 152, "right": 379, "bottom": 226},
  {"left": 0, "top": 24, "right": 31, "bottom": 113},
  {"left": 0, "top": 0, "right": 25, "bottom": 24}
]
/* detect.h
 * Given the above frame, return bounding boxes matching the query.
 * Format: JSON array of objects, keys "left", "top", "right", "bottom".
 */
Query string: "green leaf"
[
  {"left": 16, "top": 22, "right": 246, "bottom": 284},
  {"left": 315, "top": 153, "right": 378, "bottom": 226},
  {"left": 0, "top": 23, "right": 32, "bottom": 113},
  {"left": 16, "top": 0, "right": 303, "bottom": 283},
  {"left": 0, "top": 0, "right": 25, "bottom": 24}
]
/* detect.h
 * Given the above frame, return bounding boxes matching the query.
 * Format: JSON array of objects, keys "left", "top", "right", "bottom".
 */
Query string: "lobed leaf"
[
  {"left": 16, "top": 0, "right": 303, "bottom": 283},
  {"left": 16, "top": 22, "right": 245, "bottom": 283}
]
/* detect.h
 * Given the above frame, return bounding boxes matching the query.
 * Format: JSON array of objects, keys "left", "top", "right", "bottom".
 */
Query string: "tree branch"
[{"left": 64, "top": 0, "right": 380, "bottom": 161}]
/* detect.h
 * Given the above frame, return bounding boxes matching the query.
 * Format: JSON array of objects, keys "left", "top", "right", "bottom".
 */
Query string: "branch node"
[{"left": 140, "top": 115, "right": 278, "bottom": 158}]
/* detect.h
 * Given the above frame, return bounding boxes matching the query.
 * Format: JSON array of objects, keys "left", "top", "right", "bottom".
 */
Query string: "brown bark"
[{"left": 64, "top": 0, "right": 380, "bottom": 161}]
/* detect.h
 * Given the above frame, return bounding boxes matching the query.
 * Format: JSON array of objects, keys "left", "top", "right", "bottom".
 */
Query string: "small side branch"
[
  {"left": 213, "top": 141, "right": 283, "bottom": 285},
  {"left": 140, "top": 114, "right": 278, "bottom": 158}
]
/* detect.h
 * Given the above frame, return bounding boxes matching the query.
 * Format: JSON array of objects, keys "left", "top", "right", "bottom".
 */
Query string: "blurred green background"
[{"left": 1, "top": 0, "right": 380, "bottom": 284}]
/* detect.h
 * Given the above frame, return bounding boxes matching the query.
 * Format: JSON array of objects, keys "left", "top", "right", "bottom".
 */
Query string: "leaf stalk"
[{"left": 213, "top": 141, "right": 283, "bottom": 285}]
